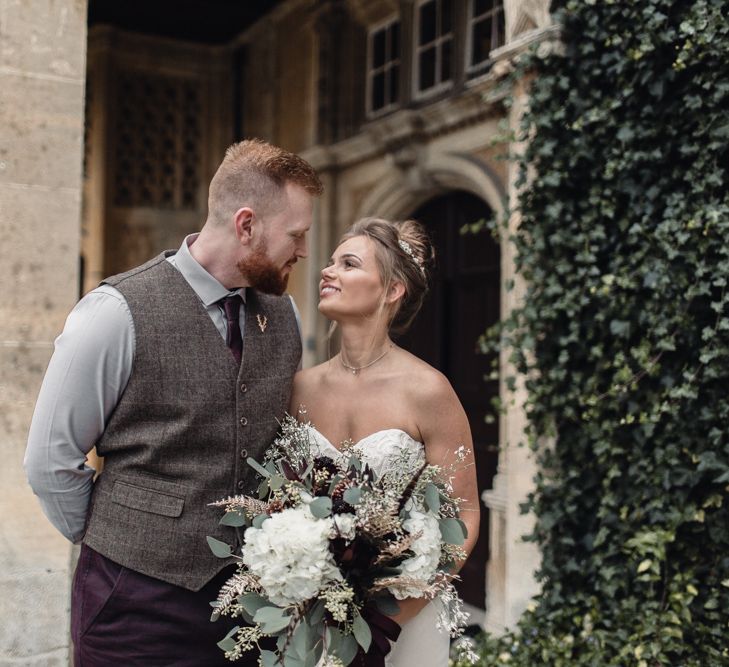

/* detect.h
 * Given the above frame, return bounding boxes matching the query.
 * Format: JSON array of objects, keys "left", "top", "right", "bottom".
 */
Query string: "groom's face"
[{"left": 239, "top": 183, "right": 313, "bottom": 295}]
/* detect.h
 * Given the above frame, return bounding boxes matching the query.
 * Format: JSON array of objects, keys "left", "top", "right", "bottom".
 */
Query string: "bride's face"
[{"left": 318, "top": 235, "right": 386, "bottom": 321}]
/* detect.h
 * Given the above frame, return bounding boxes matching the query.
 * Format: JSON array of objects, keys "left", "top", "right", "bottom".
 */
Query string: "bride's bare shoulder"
[
  {"left": 290, "top": 362, "right": 334, "bottom": 419},
  {"left": 396, "top": 349, "right": 460, "bottom": 407},
  {"left": 293, "top": 360, "right": 332, "bottom": 388}
]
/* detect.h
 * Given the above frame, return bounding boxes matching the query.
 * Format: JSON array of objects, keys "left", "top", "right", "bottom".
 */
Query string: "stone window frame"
[
  {"left": 366, "top": 14, "right": 402, "bottom": 119},
  {"left": 465, "top": 0, "right": 506, "bottom": 80},
  {"left": 412, "top": 0, "right": 456, "bottom": 101}
]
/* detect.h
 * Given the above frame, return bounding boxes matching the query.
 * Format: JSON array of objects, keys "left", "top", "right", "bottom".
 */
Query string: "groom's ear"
[
  {"left": 386, "top": 281, "right": 406, "bottom": 305},
  {"left": 233, "top": 207, "right": 255, "bottom": 245}
]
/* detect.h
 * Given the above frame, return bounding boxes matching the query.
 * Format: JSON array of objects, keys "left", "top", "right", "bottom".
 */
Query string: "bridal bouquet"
[{"left": 207, "top": 415, "right": 472, "bottom": 667}]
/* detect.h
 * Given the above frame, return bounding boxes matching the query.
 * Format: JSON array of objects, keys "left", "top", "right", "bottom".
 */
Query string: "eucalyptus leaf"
[
  {"left": 352, "top": 613, "right": 372, "bottom": 652},
  {"left": 216, "top": 625, "right": 240, "bottom": 652},
  {"left": 308, "top": 599, "right": 326, "bottom": 626},
  {"left": 328, "top": 474, "right": 343, "bottom": 494},
  {"left": 247, "top": 457, "right": 272, "bottom": 478},
  {"left": 254, "top": 606, "right": 291, "bottom": 633},
  {"left": 337, "top": 632, "right": 359, "bottom": 666},
  {"left": 424, "top": 483, "right": 440, "bottom": 513},
  {"left": 252, "top": 513, "right": 269, "bottom": 529},
  {"left": 259, "top": 650, "right": 278, "bottom": 667},
  {"left": 206, "top": 536, "right": 233, "bottom": 558},
  {"left": 309, "top": 496, "right": 332, "bottom": 519},
  {"left": 238, "top": 592, "right": 268, "bottom": 617},
  {"left": 325, "top": 626, "right": 341, "bottom": 655},
  {"left": 291, "top": 619, "right": 314, "bottom": 659},
  {"left": 269, "top": 474, "right": 285, "bottom": 491},
  {"left": 439, "top": 518, "right": 465, "bottom": 545},
  {"left": 219, "top": 510, "right": 246, "bottom": 527},
  {"left": 309, "top": 643, "right": 325, "bottom": 667},
  {"left": 343, "top": 487, "right": 362, "bottom": 505}
]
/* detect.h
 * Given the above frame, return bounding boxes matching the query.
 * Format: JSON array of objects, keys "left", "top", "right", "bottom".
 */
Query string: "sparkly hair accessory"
[{"left": 398, "top": 239, "right": 425, "bottom": 274}]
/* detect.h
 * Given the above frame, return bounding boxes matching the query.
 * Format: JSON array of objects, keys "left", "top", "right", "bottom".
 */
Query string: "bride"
[{"left": 289, "top": 217, "right": 480, "bottom": 666}]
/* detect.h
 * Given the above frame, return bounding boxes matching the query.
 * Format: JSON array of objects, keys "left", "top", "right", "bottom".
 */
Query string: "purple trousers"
[{"left": 71, "top": 544, "right": 266, "bottom": 666}]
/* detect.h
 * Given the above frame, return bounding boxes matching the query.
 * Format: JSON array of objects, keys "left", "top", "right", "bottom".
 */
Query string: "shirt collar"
[{"left": 174, "top": 234, "right": 246, "bottom": 307}]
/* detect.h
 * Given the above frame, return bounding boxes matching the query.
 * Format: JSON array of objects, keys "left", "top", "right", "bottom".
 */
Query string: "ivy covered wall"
[{"left": 466, "top": 1, "right": 729, "bottom": 664}]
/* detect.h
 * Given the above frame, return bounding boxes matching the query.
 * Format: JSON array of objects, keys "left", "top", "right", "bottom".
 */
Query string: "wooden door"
[{"left": 399, "top": 191, "right": 500, "bottom": 610}]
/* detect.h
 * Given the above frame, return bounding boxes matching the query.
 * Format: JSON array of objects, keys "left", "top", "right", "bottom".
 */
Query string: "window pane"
[
  {"left": 419, "top": 1, "right": 436, "bottom": 45},
  {"left": 473, "top": 0, "right": 490, "bottom": 16},
  {"left": 391, "top": 22, "right": 400, "bottom": 59},
  {"left": 441, "top": 38, "right": 452, "bottom": 82},
  {"left": 495, "top": 6, "right": 505, "bottom": 49},
  {"left": 389, "top": 65, "right": 400, "bottom": 105},
  {"left": 372, "top": 72, "right": 386, "bottom": 110},
  {"left": 471, "top": 17, "right": 492, "bottom": 65},
  {"left": 373, "top": 29, "right": 386, "bottom": 68},
  {"left": 441, "top": 0, "right": 453, "bottom": 35},
  {"left": 419, "top": 47, "right": 436, "bottom": 90}
]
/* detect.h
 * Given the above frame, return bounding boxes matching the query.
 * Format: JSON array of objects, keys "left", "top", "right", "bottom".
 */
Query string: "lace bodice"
[{"left": 305, "top": 426, "right": 425, "bottom": 477}]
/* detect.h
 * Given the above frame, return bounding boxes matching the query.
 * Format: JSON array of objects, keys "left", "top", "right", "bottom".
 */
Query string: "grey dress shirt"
[{"left": 24, "top": 234, "right": 301, "bottom": 543}]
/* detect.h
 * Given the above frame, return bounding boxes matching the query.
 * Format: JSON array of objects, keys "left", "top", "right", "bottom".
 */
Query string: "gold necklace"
[{"left": 340, "top": 344, "right": 393, "bottom": 375}]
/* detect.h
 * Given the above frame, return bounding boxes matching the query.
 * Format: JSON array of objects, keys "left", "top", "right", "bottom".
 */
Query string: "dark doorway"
[{"left": 399, "top": 191, "right": 500, "bottom": 610}]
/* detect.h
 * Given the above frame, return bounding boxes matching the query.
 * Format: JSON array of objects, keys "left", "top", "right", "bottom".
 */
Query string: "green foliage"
[{"left": 465, "top": 0, "right": 729, "bottom": 664}]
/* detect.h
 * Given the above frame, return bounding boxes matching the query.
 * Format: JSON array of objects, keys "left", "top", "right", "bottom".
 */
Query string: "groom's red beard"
[{"left": 238, "top": 246, "right": 290, "bottom": 296}]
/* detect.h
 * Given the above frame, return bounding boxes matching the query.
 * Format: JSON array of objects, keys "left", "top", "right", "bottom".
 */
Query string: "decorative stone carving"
[
  {"left": 347, "top": 0, "right": 399, "bottom": 27},
  {"left": 114, "top": 70, "right": 202, "bottom": 210},
  {"left": 508, "top": 0, "right": 552, "bottom": 41}
]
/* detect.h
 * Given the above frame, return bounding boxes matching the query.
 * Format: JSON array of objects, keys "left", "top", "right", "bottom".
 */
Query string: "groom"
[{"left": 24, "top": 139, "right": 323, "bottom": 665}]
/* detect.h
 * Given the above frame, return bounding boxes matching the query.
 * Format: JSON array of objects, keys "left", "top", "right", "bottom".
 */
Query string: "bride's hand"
[{"left": 389, "top": 596, "right": 430, "bottom": 625}]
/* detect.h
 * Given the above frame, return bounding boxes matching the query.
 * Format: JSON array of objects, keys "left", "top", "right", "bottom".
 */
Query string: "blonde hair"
[
  {"left": 339, "top": 217, "right": 434, "bottom": 336},
  {"left": 207, "top": 138, "right": 323, "bottom": 224}
]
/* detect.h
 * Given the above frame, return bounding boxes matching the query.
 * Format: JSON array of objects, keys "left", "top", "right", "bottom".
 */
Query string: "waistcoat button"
[
  {"left": 239, "top": 416, "right": 248, "bottom": 426},
  {"left": 237, "top": 480, "right": 245, "bottom": 490},
  {"left": 240, "top": 383, "right": 247, "bottom": 393},
  {"left": 240, "top": 449, "right": 248, "bottom": 459}
]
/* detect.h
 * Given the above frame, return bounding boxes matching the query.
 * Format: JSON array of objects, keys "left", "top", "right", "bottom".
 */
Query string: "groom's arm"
[{"left": 24, "top": 286, "right": 134, "bottom": 543}]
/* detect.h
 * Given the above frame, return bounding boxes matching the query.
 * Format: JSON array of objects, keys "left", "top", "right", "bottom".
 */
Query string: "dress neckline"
[{"left": 306, "top": 425, "right": 423, "bottom": 455}]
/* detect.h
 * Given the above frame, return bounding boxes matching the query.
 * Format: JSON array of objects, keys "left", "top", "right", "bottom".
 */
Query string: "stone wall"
[{"left": 0, "top": 0, "right": 88, "bottom": 664}]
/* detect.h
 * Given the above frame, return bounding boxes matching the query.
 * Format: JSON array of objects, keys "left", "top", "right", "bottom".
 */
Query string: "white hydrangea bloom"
[
  {"left": 242, "top": 506, "right": 341, "bottom": 606},
  {"left": 390, "top": 509, "right": 442, "bottom": 600},
  {"left": 331, "top": 513, "right": 357, "bottom": 540}
]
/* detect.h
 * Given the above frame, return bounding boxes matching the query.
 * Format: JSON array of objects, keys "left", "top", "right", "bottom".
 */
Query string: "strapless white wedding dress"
[{"left": 306, "top": 426, "right": 451, "bottom": 667}]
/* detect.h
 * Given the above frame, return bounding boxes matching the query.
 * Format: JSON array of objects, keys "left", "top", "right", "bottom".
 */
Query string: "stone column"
[
  {"left": 481, "top": 0, "right": 559, "bottom": 633},
  {"left": 482, "top": 74, "right": 542, "bottom": 635},
  {"left": 0, "top": 0, "right": 87, "bottom": 664}
]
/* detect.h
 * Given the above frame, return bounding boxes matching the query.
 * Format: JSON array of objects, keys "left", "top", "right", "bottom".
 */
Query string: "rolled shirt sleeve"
[{"left": 24, "top": 286, "right": 134, "bottom": 543}]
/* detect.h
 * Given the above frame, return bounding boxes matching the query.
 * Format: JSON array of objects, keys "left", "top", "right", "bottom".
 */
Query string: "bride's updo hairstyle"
[{"left": 339, "top": 217, "right": 434, "bottom": 336}]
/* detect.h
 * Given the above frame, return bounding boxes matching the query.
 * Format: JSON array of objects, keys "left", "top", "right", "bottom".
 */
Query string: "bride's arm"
[
  {"left": 288, "top": 370, "right": 309, "bottom": 419},
  {"left": 391, "top": 370, "right": 481, "bottom": 626}
]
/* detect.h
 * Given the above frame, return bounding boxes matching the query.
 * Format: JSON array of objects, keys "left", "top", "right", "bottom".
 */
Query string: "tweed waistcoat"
[{"left": 82, "top": 252, "right": 301, "bottom": 591}]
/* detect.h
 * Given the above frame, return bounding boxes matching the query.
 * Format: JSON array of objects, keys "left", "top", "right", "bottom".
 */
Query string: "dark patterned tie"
[{"left": 220, "top": 294, "right": 243, "bottom": 365}]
